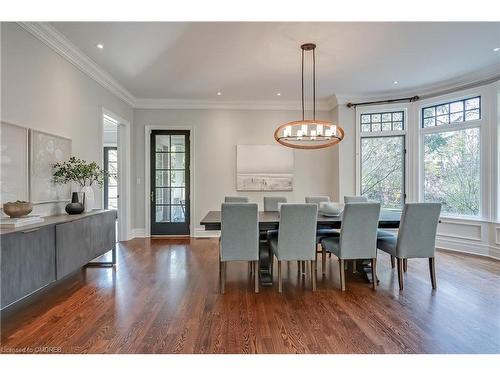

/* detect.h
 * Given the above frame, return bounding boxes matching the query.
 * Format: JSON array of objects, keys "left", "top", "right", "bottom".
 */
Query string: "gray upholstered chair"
[
  {"left": 321, "top": 203, "right": 381, "bottom": 291},
  {"left": 219, "top": 203, "right": 259, "bottom": 294},
  {"left": 344, "top": 196, "right": 368, "bottom": 203},
  {"left": 305, "top": 196, "right": 331, "bottom": 205},
  {"left": 263, "top": 197, "right": 287, "bottom": 240},
  {"left": 269, "top": 204, "right": 318, "bottom": 293},
  {"left": 305, "top": 196, "right": 339, "bottom": 274},
  {"left": 264, "top": 196, "right": 287, "bottom": 211},
  {"left": 377, "top": 203, "right": 441, "bottom": 290},
  {"left": 224, "top": 196, "right": 249, "bottom": 203}
]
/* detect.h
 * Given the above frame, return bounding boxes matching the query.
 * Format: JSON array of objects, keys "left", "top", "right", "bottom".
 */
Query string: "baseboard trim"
[{"left": 130, "top": 228, "right": 146, "bottom": 238}]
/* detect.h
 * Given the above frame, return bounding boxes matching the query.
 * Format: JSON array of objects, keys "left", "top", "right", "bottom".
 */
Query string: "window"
[
  {"left": 422, "top": 96, "right": 481, "bottom": 128},
  {"left": 359, "top": 110, "right": 406, "bottom": 209},
  {"left": 421, "top": 96, "right": 482, "bottom": 217}
]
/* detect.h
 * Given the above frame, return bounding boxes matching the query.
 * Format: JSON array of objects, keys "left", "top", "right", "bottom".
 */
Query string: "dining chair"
[
  {"left": 269, "top": 204, "right": 318, "bottom": 293},
  {"left": 264, "top": 196, "right": 287, "bottom": 211},
  {"left": 344, "top": 196, "right": 368, "bottom": 203},
  {"left": 305, "top": 196, "right": 339, "bottom": 274},
  {"left": 321, "top": 203, "right": 381, "bottom": 291},
  {"left": 224, "top": 196, "right": 249, "bottom": 203},
  {"left": 305, "top": 196, "right": 330, "bottom": 205},
  {"left": 219, "top": 203, "right": 259, "bottom": 294},
  {"left": 377, "top": 203, "right": 441, "bottom": 290}
]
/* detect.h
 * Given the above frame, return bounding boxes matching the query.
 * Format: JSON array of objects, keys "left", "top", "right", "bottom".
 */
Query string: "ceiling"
[{"left": 51, "top": 22, "right": 500, "bottom": 102}]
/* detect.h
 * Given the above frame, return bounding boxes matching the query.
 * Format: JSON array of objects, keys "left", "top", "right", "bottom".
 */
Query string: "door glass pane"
[
  {"left": 156, "top": 171, "right": 169, "bottom": 187},
  {"left": 171, "top": 205, "right": 186, "bottom": 222},
  {"left": 156, "top": 206, "right": 170, "bottom": 222},
  {"left": 361, "top": 136, "right": 404, "bottom": 208},
  {"left": 171, "top": 153, "right": 185, "bottom": 169},
  {"left": 171, "top": 135, "right": 185, "bottom": 152},
  {"left": 156, "top": 153, "right": 169, "bottom": 169},
  {"left": 170, "top": 188, "right": 185, "bottom": 205},
  {"left": 170, "top": 170, "right": 185, "bottom": 187},
  {"left": 156, "top": 188, "right": 170, "bottom": 204},
  {"left": 155, "top": 135, "right": 170, "bottom": 152}
]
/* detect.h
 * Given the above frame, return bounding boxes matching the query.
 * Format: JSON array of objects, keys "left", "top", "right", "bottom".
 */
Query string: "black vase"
[{"left": 65, "top": 192, "right": 84, "bottom": 215}]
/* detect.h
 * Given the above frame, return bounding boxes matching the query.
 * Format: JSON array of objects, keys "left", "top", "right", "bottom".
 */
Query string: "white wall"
[
  {"left": 1, "top": 23, "right": 133, "bottom": 215},
  {"left": 132, "top": 109, "right": 337, "bottom": 233}
]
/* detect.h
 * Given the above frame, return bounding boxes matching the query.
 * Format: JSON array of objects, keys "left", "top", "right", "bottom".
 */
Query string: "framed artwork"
[
  {"left": 29, "top": 129, "right": 72, "bottom": 203},
  {"left": 0, "top": 122, "right": 29, "bottom": 204},
  {"left": 236, "top": 145, "right": 294, "bottom": 191}
]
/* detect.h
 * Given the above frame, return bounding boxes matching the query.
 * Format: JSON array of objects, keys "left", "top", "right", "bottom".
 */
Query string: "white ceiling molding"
[
  {"left": 18, "top": 22, "right": 136, "bottom": 107},
  {"left": 134, "top": 98, "right": 333, "bottom": 111}
]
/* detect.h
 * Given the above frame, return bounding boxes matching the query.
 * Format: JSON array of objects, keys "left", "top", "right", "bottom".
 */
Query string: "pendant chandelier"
[{"left": 274, "top": 43, "right": 344, "bottom": 150}]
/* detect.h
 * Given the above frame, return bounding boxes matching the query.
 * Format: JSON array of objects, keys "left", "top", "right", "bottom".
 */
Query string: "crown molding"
[
  {"left": 17, "top": 22, "right": 136, "bottom": 107},
  {"left": 334, "top": 66, "right": 500, "bottom": 106},
  {"left": 134, "top": 98, "right": 333, "bottom": 111}
]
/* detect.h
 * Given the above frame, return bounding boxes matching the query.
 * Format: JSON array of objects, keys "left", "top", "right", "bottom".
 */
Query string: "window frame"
[
  {"left": 356, "top": 105, "right": 408, "bottom": 209},
  {"left": 418, "top": 91, "right": 486, "bottom": 220}
]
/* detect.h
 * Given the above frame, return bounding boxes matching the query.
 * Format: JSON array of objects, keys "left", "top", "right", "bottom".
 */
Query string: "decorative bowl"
[
  {"left": 3, "top": 201, "right": 33, "bottom": 218},
  {"left": 319, "top": 202, "right": 343, "bottom": 217}
]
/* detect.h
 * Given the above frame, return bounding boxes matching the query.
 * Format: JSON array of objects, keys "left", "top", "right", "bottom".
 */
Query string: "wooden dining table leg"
[
  {"left": 403, "top": 258, "right": 408, "bottom": 272},
  {"left": 322, "top": 245, "right": 326, "bottom": 275},
  {"left": 254, "top": 260, "right": 259, "bottom": 293}
]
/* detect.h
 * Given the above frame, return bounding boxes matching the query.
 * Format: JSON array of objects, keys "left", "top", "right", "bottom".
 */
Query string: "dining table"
[{"left": 200, "top": 209, "right": 402, "bottom": 286}]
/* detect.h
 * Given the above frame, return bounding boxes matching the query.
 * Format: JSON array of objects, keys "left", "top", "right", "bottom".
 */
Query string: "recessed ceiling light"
[
  {"left": 276, "top": 92, "right": 281, "bottom": 96},
  {"left": 216, "top": 91, "right": 222, "bottom": 96},
  {"left": 494, "top": 47, "right": 500, "bottom": 52},
  {"left": 393, "top": 80, "right": 399, "bottom": 85},
  {"left": 96, "top": 43, "right": 104, "bottom": 49}
]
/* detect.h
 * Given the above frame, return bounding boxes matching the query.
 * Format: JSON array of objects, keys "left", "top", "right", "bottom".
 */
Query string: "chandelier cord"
[
  {"left": 301, "top": 48, "right": 305, "bottom": 121},
  {"left": 313, "top": 47, "right": 316, "bottom": 121}
]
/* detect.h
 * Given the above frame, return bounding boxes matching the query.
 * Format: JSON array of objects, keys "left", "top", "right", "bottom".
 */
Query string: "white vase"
[{"left": 81, "top": 186, "right": 95, "bottom": 213}]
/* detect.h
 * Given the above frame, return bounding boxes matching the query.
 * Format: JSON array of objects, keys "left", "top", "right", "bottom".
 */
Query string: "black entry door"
[{"left": 150, "top": 130, "right": 190, "bottom": 235}]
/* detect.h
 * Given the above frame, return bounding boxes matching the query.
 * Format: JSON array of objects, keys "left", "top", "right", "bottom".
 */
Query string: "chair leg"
[
  {"left": 322, "top": 245, "right": 326, "bottom": 275},
  {"left": 220, "top": 261, "right": 226, "bottom": 294},
  {"left": 397, "top": 258, "right": 404, "bottom": 290},
  {"left": 278, "top": 260, "right": 282, "bottom": 293},
  {"left": 301, "top": 261, "right": 306, "bottom": 274},
  {"left": 297, "top": 260, "right": 301, "bottom": 273},
  {"left": 311, "top": 260, "right": 317, "bottom": 291},
  {"left": 390, "top": 256, "right": 395, "bottom": 269},
  {"left": 339, "top": 259, "right": 346, "bottom": 291},
  {"left": 403, "top": 258, "right": 408, "bottom": 272},
  {"left": 249, "top": 261, "right": 253, "bottom": 275},
  {"left": 371, "top": 258, "right": 377, "bottom": 290},
  {"left": 254, "top": 260, "right": 259, "bottom": 293},
  {"left": 352, "top": 260, "right": 357, "bottom": 273},
  {"left": 429, "top": 257, "right": 437, "bottom": 289}
]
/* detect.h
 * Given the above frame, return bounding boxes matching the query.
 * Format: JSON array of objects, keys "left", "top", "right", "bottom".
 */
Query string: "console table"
[{"left": 0, "top": 209, "right": 116, "bottom": 309}]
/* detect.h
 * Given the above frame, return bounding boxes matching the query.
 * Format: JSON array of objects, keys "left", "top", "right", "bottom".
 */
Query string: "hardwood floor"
[{"left": 1, "top": 238, "right": 499, "bottom": 354}]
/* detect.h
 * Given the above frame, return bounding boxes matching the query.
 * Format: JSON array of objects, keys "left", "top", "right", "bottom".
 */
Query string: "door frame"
[
  {"left": 144, "top": 125, "right": 195, "bottom": 237},
  {"left": 100, "top": 107, "right": 132, "bottom": 241}
]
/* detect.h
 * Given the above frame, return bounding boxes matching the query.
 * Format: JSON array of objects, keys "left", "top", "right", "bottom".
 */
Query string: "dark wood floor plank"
[{"left": 1, "top": 238, "right": 499, "bottom": 354}]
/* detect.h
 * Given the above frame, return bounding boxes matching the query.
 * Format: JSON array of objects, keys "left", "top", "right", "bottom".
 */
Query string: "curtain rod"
[
  {"left": 345, "top": 75, "right": 500, "bottom": 109},
  {"left": 346, "top": 96, "right": 419, "bottom": 108}
]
